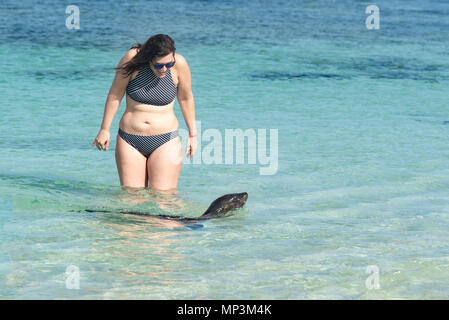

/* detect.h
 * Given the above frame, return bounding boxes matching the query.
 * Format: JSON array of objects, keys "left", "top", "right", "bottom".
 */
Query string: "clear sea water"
[{"left": 1, "top": 0, "right": 449, "bottom": 299}]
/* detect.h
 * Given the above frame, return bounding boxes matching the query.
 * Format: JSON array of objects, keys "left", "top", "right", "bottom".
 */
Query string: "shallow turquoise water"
[{"left": 1, "top": 0, "right": 449, "bottom": 299}]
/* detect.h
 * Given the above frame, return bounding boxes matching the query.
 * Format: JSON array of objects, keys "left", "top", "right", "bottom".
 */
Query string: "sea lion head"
[{"left": 200, "top": 192, "right": 248, "bottom": 219}]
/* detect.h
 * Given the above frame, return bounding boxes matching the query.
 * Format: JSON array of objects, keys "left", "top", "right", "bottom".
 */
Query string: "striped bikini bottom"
[{"left": 118, "top": 128, "right": 179, "bottom": 158}]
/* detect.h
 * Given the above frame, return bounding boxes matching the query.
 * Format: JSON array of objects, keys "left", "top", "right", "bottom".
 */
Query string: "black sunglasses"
[{"left": 153, "top": 61, "right": 176, "bottom": 69}]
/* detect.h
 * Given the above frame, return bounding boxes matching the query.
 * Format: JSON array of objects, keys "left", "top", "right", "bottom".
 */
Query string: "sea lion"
[{"left": 83, "top": 192, "right": 248, "bottom": 224}]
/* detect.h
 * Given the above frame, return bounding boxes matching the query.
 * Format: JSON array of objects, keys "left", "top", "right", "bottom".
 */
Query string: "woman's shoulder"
[
  {"left": 125, "top": 47, "right": 139, "bottom": 60},
  {"left": 174, "top": 53, "right": 189, "bottom": 70},
  {"left": 175, "top": 53, "right": 187, "bottom": 63},
  {"left": 116, "top": 47, "right": 139, "bottom": 68}
]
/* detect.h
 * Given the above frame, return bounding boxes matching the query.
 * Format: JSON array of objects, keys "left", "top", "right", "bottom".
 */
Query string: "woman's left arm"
[{"left": 176, "top": 54, "right": 197, "bottom": 158}]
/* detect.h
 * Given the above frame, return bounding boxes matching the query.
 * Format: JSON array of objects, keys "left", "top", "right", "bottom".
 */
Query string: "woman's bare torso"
[{"left": 119, "top": 52, "right": 180, "bottom": 135}]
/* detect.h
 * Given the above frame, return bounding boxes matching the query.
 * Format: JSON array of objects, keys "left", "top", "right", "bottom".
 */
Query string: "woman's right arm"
[{"left": 92, "top": 49, "right": 137, "bottom": 151}]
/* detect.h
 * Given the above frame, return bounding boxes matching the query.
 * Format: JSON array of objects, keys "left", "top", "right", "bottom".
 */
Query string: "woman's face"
[{"left": 150, "top": 52, "right": 175, "bottom": 78}]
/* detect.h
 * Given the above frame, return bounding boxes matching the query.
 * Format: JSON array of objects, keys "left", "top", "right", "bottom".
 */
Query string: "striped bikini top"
[{"left": 126, "top": 64, "right": 177, "bottom": 106}]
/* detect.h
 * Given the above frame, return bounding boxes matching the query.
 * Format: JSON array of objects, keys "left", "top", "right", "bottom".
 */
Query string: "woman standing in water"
[{"left": 92, "top": 34, "right": 197, "bottom": 191}]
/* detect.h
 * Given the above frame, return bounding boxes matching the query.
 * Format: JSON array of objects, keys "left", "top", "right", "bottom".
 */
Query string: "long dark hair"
[{"left": 116, "top": 34, "right": 176, "bottom": 78}]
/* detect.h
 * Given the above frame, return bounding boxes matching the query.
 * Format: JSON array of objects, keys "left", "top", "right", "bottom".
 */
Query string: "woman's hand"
[
  {"left": 185, "top": 136, "right": 197, "bottom": 158},
  {"left": 92, "top": 129, "right": 111, "bottom": 151}
]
